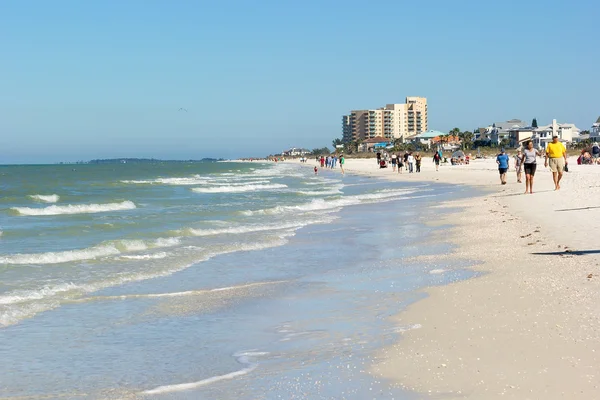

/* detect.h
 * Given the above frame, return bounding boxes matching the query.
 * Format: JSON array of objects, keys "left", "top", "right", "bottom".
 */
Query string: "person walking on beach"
[
  {"left": 397, "top": 153, "right": 404, "bottom": 174},
  {"left": 521, "top": 140, "right": 542, "bottom": 194},
  {"left": 339, "top": 155, "right": 345, "bottom": 174},
  {"left": 320, "top": 156, "right": 325, "bottom": 168},
  {"left": 496, "top": 148, "right": 510, "bottom": 185},
  {"left": 433, "top": 151, "right": 441, "bottom": 171},
  {"left": 314, "top": 166, "right": 318, "bottom": 175},
  {"left": 545, "top": 135, "right": 568, "bottom": 190},
  {"left": 332, "top": 155, "right": 337, "bottom": 169},
  {"left": 407, "top": 153, "right": 415, "bottom": 173},
  {"left": 391, "top": 153, "right": 397, "bottom": 172},
  {"left": 514, "top": 149, "right": 523, "bottom": 183},
  {"left": 376, "top": 151, "right": 382, "bottom": 165},
  {"left": 403, "top": 151, "right": 409, "bottom": 171},
  {"left": 415, "top": 153, "right": 422, "bottom": 173}
]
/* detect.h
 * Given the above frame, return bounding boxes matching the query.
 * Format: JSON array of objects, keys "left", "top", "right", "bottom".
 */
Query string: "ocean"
[{"left": 0, "top": 161, "right": 476, "bottom": 399}]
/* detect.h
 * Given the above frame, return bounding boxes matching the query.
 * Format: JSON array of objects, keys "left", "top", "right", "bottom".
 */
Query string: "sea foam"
[
  {"left": 142, "top": 351, "right": 268, "bottom": 394},
  {"left": 241, "top": 189, "right": 418, "bottom": 216},
  {"left": 11, "top": 201, "right": 136, "bottom": 216},
  {"left": 192, "top": 183, "right": 287, "bottom": 194},
  {"left": 28, "top": 194, "right": 60, "bottom": 203},
  {"left": 0, "top": 245, "right": 120, "bottom": 265},
  {"left": 183, "top": 216, "right": 337, "bottom": 237}
]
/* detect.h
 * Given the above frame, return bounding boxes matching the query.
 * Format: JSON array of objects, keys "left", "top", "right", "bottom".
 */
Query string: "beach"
[{"left": 298, "top": 155, "right": 600, "bottom": 399}]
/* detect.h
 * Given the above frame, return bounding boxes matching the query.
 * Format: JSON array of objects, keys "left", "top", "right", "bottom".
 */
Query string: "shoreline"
[{"left": 290, "top": 156, "right": 600, "bottom": 398}]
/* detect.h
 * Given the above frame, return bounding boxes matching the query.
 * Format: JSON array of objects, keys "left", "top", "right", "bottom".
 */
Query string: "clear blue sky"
[{"left": 1, "top": 0, "right": 598, "bottom": 163}]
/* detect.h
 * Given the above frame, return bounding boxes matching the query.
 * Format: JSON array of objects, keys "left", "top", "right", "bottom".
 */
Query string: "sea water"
[{"left": 0, "top": 161, "right": 476, "bottom": 399}]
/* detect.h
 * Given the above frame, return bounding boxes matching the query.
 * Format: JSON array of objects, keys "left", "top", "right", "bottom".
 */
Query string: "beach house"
[
  {"left": 530, "top": 119, "right": 580, "bottom": 150},
  {"left": 282, "top": 148, "right": 310, "bottom": 157},
  {"left": 591, "top": 116, "right": 600, "bottom": 142},
  {"left": 478, "top": 119, "right": 527, "bottom": 145},
  {"left": 359, "top": 137, "right": 392, "bottom": 152}
]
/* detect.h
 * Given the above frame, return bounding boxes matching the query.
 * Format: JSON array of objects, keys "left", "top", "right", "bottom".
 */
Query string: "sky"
[{"left": 1, "top": 0, "right": 599, "bottom": 163}]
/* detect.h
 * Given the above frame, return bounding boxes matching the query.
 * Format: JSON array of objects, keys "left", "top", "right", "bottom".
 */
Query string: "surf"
[{"left": 11, "top": 201, "right": 136, "bottom": 216}]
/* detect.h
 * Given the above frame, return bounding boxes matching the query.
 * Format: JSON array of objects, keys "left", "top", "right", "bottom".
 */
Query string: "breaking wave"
[
  {"left": 181, "top": 216, "right": 337, "bottom": 237},
  {"left": 0, "top": 245, "right": 121, "bottom": 265},
  {"left": 29, "top": 194, "right": 60, "bottom": 203},
  {"left": 0, "top": 237, "right": 180, "bottom": 265},
  {"left": 11, "top": 201, "right": 136, "bottom": 216},
  {"left": 192, "top": 184, "right": 287, "bottom": 194},
  {"left": 241, "top": 189, "right": 419, "bottom": 216}
]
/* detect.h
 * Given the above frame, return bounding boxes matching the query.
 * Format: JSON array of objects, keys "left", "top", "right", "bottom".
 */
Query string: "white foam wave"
[
  {"left": 12, "top": 201, "right": 136, "bottom": 216},
  {"left": 78, "top": 281, "right": 287, "bottom": 301},
  {"left": 429, "top": 269, "right": 447, "bottom": 274},
  {"left": 241, "top": 189, "right": 418, "bottom": 216},
  {"left": 209, "top": 179, "right": 271, "bottom": 186},
  {"left": 153, "top": 237, "right": 181, "bottom": 247},
  {"left": 0, "top": 283, "right": 80, "bottom": 305},
  {"left": 0, "top": 236, "right": 180, "bottom": 266},
  {"left": 0, "top": 236, "right": 291, "bottom": 326},
  {"left": 0, "top": 245, "right": 120, "bottom": 265},
  {"left": 192, "top": 183, "right": 287, "bottom": 194},
  {"left": 121, "top": 252, "right": 168, "bottom": 260},
  {"left": 29, "top": 194, "right": 60, "bottom": 203},
  {"left": 142, "top": 351, "right": 267, "bottom": 394},
  {"left": 295, "top": 187, "right": 343, "bottom": 196},
  {"left": 183, "top": 216, "right": 337, "bottom": 237},
  {"left": 118, "top": 240, "right": 148, "bottom": 252},
  {"left": 121, "top": 176, "right": 211, "bottom": 185}
]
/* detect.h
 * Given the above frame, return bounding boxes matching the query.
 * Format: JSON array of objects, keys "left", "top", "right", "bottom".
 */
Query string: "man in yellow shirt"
[{"left": 544, "top": 135, "right": 568, "bottom": 190}]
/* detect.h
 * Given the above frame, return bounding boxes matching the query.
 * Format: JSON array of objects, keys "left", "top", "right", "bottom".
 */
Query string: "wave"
[
  {"left": 192, "top": 183, "right": 287, "bottom": 194},
  {"left": 0, "top": 237, "right": 180, "bottom": 266},
  {"left": 121, "top": 252, "right": 168, "bottom": 260},
  {"left": 0, "top": 245, "right": 120, "bottom": 265},
  {"left": 0, "top": 282, "right": 80, "bottom": 305},
  {"left": 121, "top": 176, "right": 211, "bottom": 185},
  {"left": 294, "top": 185, "right": 344, "bottom": 196},
  {"left": 75, "top": 281, "right": 288, "bottom": 302},
  {"left": 181, "top": 216, "right": 337, "bottom": 237},
  {"left": 0, "top": 235, "right": 293, "bottom": 326},
  {"left": 11, "top": 201, "right": 136, "bottom": 216},
  {"left": 29, "top": 194, "right": 60, "bottom": 203},
  {"left": 142, "top": 351, "right": 268, "bottom": 394},
  {"left": 241, "top": 189, "right": 419, "bottom": 216}
]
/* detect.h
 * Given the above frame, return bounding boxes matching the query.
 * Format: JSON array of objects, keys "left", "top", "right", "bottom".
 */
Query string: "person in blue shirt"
[{"left": 496, "top": 148, "right": 510, "bottom": 185}]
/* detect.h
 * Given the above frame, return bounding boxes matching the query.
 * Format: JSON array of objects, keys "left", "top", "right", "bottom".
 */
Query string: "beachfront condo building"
[{"left": 341, "top": 97, "right": 428, "bottom": 143}]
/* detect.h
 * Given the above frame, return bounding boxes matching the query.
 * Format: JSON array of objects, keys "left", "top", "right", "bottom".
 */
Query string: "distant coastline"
[{"left": 58, "top": 158, "right": 225, "bottom": 165}]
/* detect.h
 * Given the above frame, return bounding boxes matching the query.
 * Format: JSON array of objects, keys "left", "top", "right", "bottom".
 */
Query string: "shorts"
[
  {"left": 524, "top": 163, "right": 537, "bottom": 176},
  {"left": 499, "top": 168, "right": 508, "bottom": 174},
  {"left": 435, "top": 160, "right": 440, "bottom": 165},
  {"left": 549, "top": 158, "right": 565, "bottom": 173}
]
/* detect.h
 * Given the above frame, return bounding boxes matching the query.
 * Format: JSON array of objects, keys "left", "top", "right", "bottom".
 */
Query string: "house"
[
  {"left": 405, "top": 130, "right": 445, "bottom": 149},
  {"left": 359, "top": 137, "right": 392, "bottom": 152},
  {"left": 531, "top": 119, "right": 580, "bottom": 150},
  {"left": 480, "top": 119, "right": 527, "bottom": 145},
  {"left": 282, "top": 147, "right": 310, "bottom": 157},
  {"left": 591, "top": 116, "right": 600, "bottom": 142},
  {"left": 508, "top": 127, "right": 535, "bottom": 148}
]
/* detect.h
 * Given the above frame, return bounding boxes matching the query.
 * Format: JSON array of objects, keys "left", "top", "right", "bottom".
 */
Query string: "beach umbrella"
[{"left": 452, "top": 150, "right": 465, "bottom": 158}]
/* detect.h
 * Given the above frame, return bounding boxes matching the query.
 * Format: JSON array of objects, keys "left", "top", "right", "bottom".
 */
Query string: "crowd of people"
[{"left": 314, "top": 154, "right": 345, "bottom": 175}]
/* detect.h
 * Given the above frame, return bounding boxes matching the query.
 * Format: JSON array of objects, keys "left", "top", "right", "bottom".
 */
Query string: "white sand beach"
[{"left": 294, "top": 155, "right": 600, "bottom": 399}]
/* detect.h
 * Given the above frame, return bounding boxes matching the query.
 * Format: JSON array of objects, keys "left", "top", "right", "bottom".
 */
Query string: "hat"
[
  {"left": 501, "top": 148, "right": 505, "bottom": 152},
  {"left": 552, "top": 135, "right": 559, "bottom": 138}
]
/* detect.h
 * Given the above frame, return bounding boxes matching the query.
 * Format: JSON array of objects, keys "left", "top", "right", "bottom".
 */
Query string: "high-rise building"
[{"left": 341, "top": 97, "right": 427, "bottom": 143}]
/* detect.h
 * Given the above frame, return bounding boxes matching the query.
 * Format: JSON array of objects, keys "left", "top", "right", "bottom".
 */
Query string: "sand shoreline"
[{"left": 290, "top": 156, "right": 600, "bottom": 399}]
